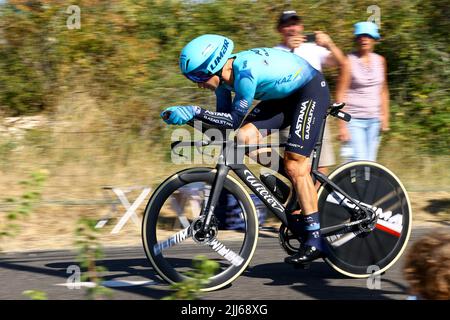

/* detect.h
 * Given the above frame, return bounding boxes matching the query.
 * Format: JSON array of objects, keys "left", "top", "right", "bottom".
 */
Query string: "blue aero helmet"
[{"left": 179, "top": 34, "right": 234, "bottom": 83}]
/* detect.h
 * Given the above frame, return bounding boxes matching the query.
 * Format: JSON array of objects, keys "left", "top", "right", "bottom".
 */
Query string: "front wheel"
[
  {"left": 318, "top": 161, "right": 412, "bottom": 278},
  {"left": 142, "top": 167, "right": 258, "bottom": 291}
]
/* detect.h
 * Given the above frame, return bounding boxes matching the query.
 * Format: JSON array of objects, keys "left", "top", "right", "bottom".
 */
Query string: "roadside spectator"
[
  {"left": 336, "top": 21, "right": 390, "bottom": 162},
  {"left": 275, "top": 10, "right": 347, "bottom": 175},
  {"left": 403, "top": 230, "right": 450, "bottom": 300}
]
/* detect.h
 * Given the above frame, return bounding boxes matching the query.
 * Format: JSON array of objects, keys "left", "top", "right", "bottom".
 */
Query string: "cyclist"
[{"left": 161, "top": 34, "right": 331, "bottom": 264}]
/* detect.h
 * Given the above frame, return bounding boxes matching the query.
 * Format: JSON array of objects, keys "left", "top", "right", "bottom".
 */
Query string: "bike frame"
[{"left": 175, "top": 106, "right": 374, "bottom": 236}]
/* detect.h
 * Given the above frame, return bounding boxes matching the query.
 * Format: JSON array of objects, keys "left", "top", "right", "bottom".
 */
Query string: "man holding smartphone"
[
  {"left": 275, "top": 10, "right": 347, "bottom": 75},
  {"left": 273, "top": 10, "right": 347, "bottom": 177}
]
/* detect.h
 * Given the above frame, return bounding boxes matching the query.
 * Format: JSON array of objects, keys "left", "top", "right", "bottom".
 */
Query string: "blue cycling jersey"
[{"left": 195, "top": 48, "right": 318, "bottom": 129}]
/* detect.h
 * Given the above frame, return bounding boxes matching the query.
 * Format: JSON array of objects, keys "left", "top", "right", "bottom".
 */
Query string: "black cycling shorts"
[{"left": 244, "top": 72, "right": 331, "bottom": 157}]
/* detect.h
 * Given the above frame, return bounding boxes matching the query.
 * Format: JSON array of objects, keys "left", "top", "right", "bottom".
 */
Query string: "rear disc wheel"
[{"left": 318, "top": 161, "right": 412, "bottom": 278}]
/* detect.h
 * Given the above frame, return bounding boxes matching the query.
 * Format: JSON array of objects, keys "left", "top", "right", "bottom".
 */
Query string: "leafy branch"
[
  {"left": 0, "top": 169, "right": 48, "bottom": 251},
  {"left": 75, "top": 217, "right": 113, "bottom": 300},
  {"left": 163, "top": 255, "right": 219, "bottom": 300},
  {"left": 22, "top": 290, "right": 48, "bottom": 300}
]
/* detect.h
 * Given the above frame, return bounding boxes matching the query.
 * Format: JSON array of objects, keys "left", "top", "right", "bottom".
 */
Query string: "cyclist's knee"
[
  {"left": 236, "top": 124, "right": 260, "bottom": 145},
  {"left": 284, "top": 152, "right": 309, "bottom": 180}
]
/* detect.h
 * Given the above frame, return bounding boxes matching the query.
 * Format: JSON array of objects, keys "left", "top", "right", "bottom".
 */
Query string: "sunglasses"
[{"left": 184, "top": 71, "right": 214, "bottom": 83}]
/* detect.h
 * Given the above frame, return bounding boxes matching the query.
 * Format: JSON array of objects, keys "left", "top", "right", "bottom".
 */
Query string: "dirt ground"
[{"left": 0, "top": 191, "right": 448, "bottom": 253}]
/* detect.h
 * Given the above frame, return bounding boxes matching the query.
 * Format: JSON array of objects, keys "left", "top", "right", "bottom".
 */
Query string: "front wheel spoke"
[
  {"left": 207, "top": 238, "right": 245, "bottom": 267},
  {"left": 153, "top": 227, "right": 191, "bottom": 256}
]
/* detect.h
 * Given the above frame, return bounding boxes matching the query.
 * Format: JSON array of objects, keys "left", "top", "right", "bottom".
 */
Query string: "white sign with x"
[{"left": 95, "top": 186, "right": 152, "bottom": 234}]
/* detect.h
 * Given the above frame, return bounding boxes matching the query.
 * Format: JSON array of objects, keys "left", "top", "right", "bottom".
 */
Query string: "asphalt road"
[{"left": 0, "top": 226, "right": 442, "bottom": 300}]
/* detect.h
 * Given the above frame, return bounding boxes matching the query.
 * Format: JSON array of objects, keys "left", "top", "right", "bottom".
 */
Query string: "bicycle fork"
[{"left": 199, "top": 157, "right": 230, "bottom": 236}]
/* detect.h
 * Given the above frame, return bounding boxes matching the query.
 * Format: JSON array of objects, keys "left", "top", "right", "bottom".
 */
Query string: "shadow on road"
[
  {"left": 0, "top": 251, "right": 409, "bottom": 300},
  {"left": 244, "top": 261, "right": 407, "bottom": 300},
  {"left": 0, "top": 254, "right": 409, "bottom": 299},
  {"left": 0, "top": 256, "right": 171, "bottom": 299},
  {"left": 49, "top": 258, "right": 174, "bottom": 299}
]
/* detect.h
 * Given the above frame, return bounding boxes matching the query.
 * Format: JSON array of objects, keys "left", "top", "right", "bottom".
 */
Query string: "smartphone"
[{"left": 304, "top": 33, "right": 316, "bottom": 43}]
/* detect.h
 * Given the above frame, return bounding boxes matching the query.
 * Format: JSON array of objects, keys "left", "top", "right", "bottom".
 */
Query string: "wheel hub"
[
  {"left": 191, "top": 216, "right": 219, "bottom": 244},
  {"left": 357, "top": 206, "right": 378, "bottom": 233}
]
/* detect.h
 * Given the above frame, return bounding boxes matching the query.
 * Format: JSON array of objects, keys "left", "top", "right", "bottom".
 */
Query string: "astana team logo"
[{"left": 295, "top": 100, "right": 316, "bottom": 140}]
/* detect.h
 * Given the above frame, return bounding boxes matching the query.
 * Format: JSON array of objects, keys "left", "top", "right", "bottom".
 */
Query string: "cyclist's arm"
[
  {"left": 194, "top": 107, "right": 241, "bottom": 129},
  {"left": 215, "top": 85, "right": 232, "bottom": 113},
  {"left": 194, "top": 69, "right": 257, "bottom": 130}
]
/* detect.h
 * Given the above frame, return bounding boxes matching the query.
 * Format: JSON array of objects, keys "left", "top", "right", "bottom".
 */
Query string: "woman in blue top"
[{"left": 161, "top": 34, "right": 331, "bottom": 264}]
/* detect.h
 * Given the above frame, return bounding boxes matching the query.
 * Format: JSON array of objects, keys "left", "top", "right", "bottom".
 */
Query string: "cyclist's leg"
[
  {"left": 223, "top": 103, "right": 287, "bottom": 233},
  {"left": 236, "top": 122, "right": 270, "bottom": 168},
  {"left": 284, "top": 72, "right": 330, "bottom": 264},
  {"left": 285, "top": 152, "right": 317, "bottom": 213},
  {"left": 238, "top": 99, "right": 289, "bottom": 171}
]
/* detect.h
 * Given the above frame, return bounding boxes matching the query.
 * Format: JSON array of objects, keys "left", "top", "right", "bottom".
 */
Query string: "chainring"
[{"left": 278, "top": 224, "right": 302, "bottom": 256}]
